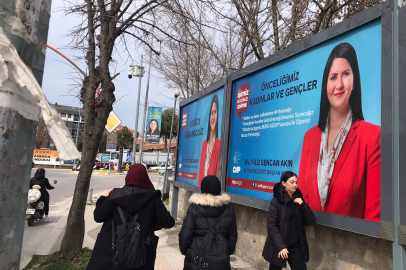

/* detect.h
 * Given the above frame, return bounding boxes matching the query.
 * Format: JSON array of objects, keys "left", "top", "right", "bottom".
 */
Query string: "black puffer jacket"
[
  {"left": 178, "top": 193, "right": 238, "bottom": 270},
  {"left": 262, "top": 183, "right": 316, "bottom": 268},
  {"left": 86, "top": 186, "right": 175, "bottom": 270}
]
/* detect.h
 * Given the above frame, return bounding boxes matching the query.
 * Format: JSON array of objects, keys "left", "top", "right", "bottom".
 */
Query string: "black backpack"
[
  {"left": 193, "top": 215, "right": 231, "bottom": 270},
  {"left": 111, "top": 207, "right": 150, "bottom": 269}
]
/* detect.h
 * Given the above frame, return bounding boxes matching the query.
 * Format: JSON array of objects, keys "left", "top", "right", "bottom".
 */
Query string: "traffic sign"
[
  {"left": 105, "top": 111, "right": 122, "bottom": 133},
  {"left": 126, "top": 153, "right": 130, "bottom": 163},
  {"left": 125, "top": 163, "right": 129, "bottom": 170}
]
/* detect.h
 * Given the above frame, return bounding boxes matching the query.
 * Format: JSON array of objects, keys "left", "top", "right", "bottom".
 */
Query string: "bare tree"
[
  {"left": 35, "top": 117, "right": 49, "bottom": 149},
  {"left": 59, "top": 0, "right": 189, "bottom": 257},
  {"left": 153, "top": 0, "right": 382, "bottom": 97}
]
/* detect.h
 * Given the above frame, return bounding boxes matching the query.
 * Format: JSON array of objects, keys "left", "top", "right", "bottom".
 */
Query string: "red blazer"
[
  {"left": 198, "top": 138, "right": 221, "bottom": 186},
  {"left": 298, "top": 120, "right": 381, "bottom": 222}
]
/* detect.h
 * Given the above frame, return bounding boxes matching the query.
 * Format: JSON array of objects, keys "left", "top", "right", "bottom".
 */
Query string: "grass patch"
[
  {"left": 163, "top": 198, "right": 169, "bottom": 205},
  {"left": 23, "top": 248, "right": 92, "bottom": 270},
  {"left": 148, "top": 169, "right": 159, "bottom": 173}
]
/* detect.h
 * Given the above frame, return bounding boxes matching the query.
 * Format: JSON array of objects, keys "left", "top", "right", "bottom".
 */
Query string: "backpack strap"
[{"left": 117, "top": 207, "right": 127, "bottom": 224}]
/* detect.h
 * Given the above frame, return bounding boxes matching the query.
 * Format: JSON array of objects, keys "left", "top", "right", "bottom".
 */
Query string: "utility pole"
[
  {"left": 138, "top": 47, "right": 153, "bottom": 163},
  {"left": 0, "top": 1, "right": 52, "bottom": 269},
  {"left": 130, "top": 55, "right": 144, "bottom": 163}
]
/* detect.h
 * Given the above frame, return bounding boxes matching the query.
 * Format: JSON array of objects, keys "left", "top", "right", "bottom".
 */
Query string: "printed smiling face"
[
  {"left": 327, "top": 58, "right": 354, "bottom": 113},
  {"left": 150, "top": 121, "right": 157, "bottom": 132},
  {"left": 210, "top": 102, "right": 218, "bottom": 132}
]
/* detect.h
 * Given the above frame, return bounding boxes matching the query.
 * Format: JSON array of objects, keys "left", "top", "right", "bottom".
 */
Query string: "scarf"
[
  {"left": 318, "top": 108, "right": 352, "bottom": 210},
  {"left": 125, "top": 164, "right": 155, "bottom": 190}
]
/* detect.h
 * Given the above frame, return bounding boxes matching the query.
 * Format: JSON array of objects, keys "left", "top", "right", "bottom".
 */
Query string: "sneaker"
[{"left": 43, "top": 216, "right": 53, "bottom": 223}]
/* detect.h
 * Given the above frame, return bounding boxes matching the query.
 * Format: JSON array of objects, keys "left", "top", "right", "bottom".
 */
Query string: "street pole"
[
  {"left": 163, "top": 90, "right": 180, "bottom": 198},
  {"left": 132, "top": 55, "right": 143, "bottom": 163},
  {"left": 75, "top": 106, "right": 80, "bottom": 147},
  {"left": 0, "top": 2, "right": 52, "bottom": 269},
  {"left": 138, "top": 47, "right": 153, "bottom": 163}
]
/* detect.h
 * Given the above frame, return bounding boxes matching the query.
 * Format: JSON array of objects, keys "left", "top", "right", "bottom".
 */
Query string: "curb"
[{"left": 69, "top": 171, "right": 127, "bottom": 175}]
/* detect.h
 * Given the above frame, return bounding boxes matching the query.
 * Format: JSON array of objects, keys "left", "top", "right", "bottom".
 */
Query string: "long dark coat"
[
  {"left": 262, "top": 183, "right": 316, "bottom": 268},
  {"left": 86, "top": 186, "right": 175, "bottom": 270},
  {"left": 178, "top": 193, "right": 238, "bottom": 270}
]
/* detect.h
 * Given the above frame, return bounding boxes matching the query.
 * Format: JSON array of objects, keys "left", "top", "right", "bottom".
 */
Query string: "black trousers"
[
  {"left": 41, "top": 191, "right": 50, "bottom": 215},
  {"left": 269, "top": 246, "right": 306, "bottom": 270}
]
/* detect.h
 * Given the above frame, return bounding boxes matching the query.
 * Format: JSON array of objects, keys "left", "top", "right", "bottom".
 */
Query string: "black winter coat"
[
  {"left": 178, "top": 193, "right": 238, "bottom": 270},
  {"left": 86, "top": 186, "right": 175, "bottom": 270},
  {"left": 262, "top": 183, "right": 316, "bottom": 268},
  {"left": 30, "top": 176, "right": 54, "bottom": 199}
]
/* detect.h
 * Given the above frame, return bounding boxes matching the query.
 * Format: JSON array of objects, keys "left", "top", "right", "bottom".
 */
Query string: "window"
[
  {"left": 68, "top": 114, "right": 72, "bottom": 118},
  {"left": 74, "top": 115, "right": 80, "bottom": 121},
  {"left": 61, "top": 113, "right": 66, "bottom": 118},
  {"left": 81, "top": 116, "right": 84, "bottom": 122},
  {"left": 72, "top": 122, "right": 78, "bottom": 129},
  {"left": 72, "top": 130, "right": 77, "bottom": 136},
  {"left": 80, "top": 123, "right": 84, "bottom": 130}
]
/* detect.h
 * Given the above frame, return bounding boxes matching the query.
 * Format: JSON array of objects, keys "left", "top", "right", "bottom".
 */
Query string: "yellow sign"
[
  {"left": 125, "top": 163, "right": 129, "bottom": 170},
  {"left": 105, "top": 111, "right": 122, "bottom": 133}
]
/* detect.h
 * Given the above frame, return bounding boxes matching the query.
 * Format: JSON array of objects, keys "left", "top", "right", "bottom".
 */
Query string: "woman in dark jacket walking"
[
  {"left": 86, "top": 164, "right": 175, "bottom": 270},
  {"left": 179, "top": 175, "right": 238, "bottom": 270},
  {"left": 262, "top": 171, "right": 316, "bottom": 270}
]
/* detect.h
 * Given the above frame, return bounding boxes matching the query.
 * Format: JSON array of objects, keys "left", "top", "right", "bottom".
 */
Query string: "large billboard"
[
  {"left": 176, "top": 87, "right": 224, "bottom": 186},
  {"left": 227, "top": 20, "right": 381, "bottom": 222},
  {"left": 145, "top": 107, "right": 162, "bottom": 144}
]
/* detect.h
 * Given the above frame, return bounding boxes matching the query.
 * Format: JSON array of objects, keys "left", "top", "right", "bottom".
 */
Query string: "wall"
[{"left": 170, "top": 185, "right": 393, "bottom": 270}]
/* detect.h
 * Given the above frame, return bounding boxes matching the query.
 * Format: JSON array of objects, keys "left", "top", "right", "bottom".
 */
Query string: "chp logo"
[
  {"left": 252, "top": 182, "right": 258, "bottom": 188},
  {"left": 182, "top": 110, "right": 188, "bottom": 132},
  {"left": 236, "top": 83, "right": 250, "bottom": 118},
  {"left": 233, "top": 166, "right": 241, "bottom": 173},
  {"left": 233, "top": 152, "right": 241, "bottom": 163}
]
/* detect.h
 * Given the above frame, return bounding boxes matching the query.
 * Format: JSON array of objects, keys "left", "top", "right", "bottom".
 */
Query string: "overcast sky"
[{"left": 42, "top": 0, "right": 178, "bottom": 131}]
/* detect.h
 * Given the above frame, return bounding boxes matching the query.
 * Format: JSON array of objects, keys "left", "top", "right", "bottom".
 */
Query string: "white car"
[{"left": 149, "top": 164, "right": 173, "bottom": 170}]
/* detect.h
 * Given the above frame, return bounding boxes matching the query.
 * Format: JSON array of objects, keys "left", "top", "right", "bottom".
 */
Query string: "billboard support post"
[
  {"left": 163, "top": 90, "right": 180, "bottom": 199},
  {"left": 392, "top": 0, "right": 406, "bottom": 268},
  {"left": 131, "top": 55, "right": 144, "bottom": 163}
]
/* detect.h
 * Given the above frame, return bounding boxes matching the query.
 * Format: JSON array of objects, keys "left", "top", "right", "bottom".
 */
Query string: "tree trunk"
[{"left": 0, "top": 108, "right": 38, "bottom": 270}]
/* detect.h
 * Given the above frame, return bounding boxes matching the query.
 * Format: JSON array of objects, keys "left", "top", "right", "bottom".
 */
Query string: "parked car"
[{"left": 149, "top": 164, "right": 173, "bottom": 170}]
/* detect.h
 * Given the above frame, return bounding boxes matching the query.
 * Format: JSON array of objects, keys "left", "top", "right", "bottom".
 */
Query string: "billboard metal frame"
[{"left": 173, "top": 2, "right": 397, "bottom": 240}]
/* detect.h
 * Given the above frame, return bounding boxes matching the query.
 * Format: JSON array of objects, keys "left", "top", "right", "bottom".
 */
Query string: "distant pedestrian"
[
  {"left": 179, "top": 175, "right": 237, "bottom": 270},
  {"left": 262, "top": 171, "right": 316, "bottom": 270},
  {"left": 86, "top": 164, "right": 175, "bottom": 270}
]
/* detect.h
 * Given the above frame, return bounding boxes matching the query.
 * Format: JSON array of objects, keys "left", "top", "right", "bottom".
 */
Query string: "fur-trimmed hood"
[
  {"left": 273, "top": 182, "right": 304, "bottom": 204},
  {"left": 189, "top": 192, "right": 230, "bottom": 207}
]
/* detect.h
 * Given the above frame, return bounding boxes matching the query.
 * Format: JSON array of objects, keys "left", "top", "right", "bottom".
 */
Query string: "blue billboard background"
[
  {"left": 227, "top": 20, "right": 381, "bottom": 201},
  {"left": 177, "top": 88, "right": 224, "bottom": 185}
]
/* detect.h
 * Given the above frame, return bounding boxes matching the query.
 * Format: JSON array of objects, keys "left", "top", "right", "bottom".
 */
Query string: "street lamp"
[
  {"left": 163, "top": 89, "right": 181, "bottom": 198},
  {"left": 129, "top": 56, "right": 145, "bottom": 163}
]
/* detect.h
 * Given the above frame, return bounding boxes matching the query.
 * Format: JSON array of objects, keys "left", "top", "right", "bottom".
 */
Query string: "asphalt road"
[{"left": 20, "top": 169, "right": 158, "bottom": 269}]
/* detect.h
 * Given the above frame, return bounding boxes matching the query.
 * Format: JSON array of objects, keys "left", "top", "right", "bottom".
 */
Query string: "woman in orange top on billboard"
[{"left": 198, "top": 94, "right": 221, "bottom": 186}]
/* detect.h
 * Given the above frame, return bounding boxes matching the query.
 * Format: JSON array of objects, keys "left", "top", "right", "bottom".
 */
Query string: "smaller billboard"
[
  {"left": 145, "top": 107, "right": 162, "bottom": 144},
  {"left": 106, "top": 133, "right": 117, "bottom": 152},
  {"left": 33, "top": 149, "right": 60, "bottom": 165}
]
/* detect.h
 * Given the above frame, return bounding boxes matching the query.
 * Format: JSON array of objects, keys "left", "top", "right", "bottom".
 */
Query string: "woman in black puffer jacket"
[
  {"left": 179, "top": 175, "right": 238, "bottom": 270},
  {"left": 262, "top": 171, "right": 316, "bottom": 270}
]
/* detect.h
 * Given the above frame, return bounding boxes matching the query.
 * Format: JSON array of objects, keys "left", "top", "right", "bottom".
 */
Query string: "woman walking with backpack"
[
  {"left": 262, "top": 171, "right": 316, "bottom": 270},
  {"left": 179, "top": 175, "right": 238, "bottom": 270},
  {"left": 86, "top": 164, "right": 175, "bottom": 270}
]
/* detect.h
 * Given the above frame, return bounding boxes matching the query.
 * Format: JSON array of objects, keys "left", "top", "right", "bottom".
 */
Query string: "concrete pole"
[
  {"left": 138, "top": 47, "right": 153, "bottom": 163},
  {"left": 0, "top": 1, "right": 52, "bottom": 269},
  {"left": 163, "top": 94, "right": 179, "bottom": 199},
  {"left": 132, "top": 55, "right": 143, "bottom": 163}
]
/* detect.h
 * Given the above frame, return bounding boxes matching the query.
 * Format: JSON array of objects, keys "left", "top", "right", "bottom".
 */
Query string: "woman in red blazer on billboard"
[
  {"left": 198, "top": 94, "right": 221, "bottom": 186},
  {"left": 298, "top": 43, "right": 381, "bottom": 222}
]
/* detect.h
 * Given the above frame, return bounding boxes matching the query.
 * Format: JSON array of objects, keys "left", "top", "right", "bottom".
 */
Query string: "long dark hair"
[
  {"left": 206, "top": 94, "right": 219, "bottom": 142},
  {"left": 318, "top": 43, "right": 364, "bottom": 131},
  {"left": 148, "top": 119, "right": 159, "bottom": 132},
  {"left": 280, "top": 171, "right": 297, "bottom": 184}
]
